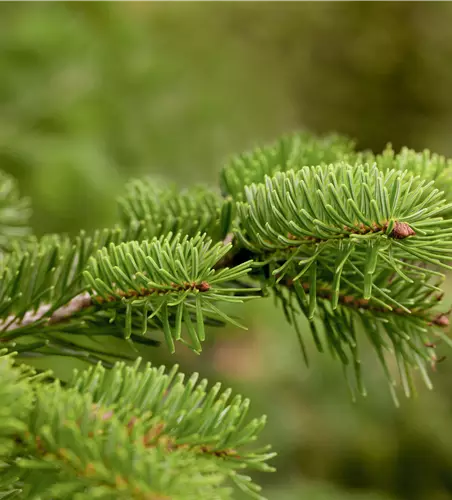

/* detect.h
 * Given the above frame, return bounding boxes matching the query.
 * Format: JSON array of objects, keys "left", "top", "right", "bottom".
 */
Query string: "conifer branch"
[
  {"left": 0, "top": 353, "right": 273, "bottom": 500},
  {"left": 2, "top": 131, "right": 452, "bottom": 498},
  {"left": 235, "top": 164, "right": 452, "bottom": 303},
  {"left": 220, "top": 132, "right": 357, "bottom": 200},
  {"left": 118, "top": 181, "right": 234, "bottom": 242},
  {"left": 0, "top": 230, "right": 259, "bottom": 359},
  {"left": 367, "top": 145, "right": 452, "bottom": 212},
  {"left": 83, "top": 233, "right": 259, "bottom": 353},
  {"left": 272, "top": 273, "right": 450, "bottom": 404},
  {"left": 217, "top": 134, "right": 452, "bottom": 399}
]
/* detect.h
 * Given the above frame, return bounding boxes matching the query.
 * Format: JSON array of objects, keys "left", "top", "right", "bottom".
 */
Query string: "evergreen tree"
[{"left": 1, "top": 132, "right": 451, "bottom": 499}]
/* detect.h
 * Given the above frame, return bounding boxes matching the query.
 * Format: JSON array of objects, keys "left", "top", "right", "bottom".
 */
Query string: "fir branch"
[
  {"left": 6, "top": 131, "right": 452, "bottom": 499},
  {"left": 366, "top": 145, "right": 452, "bottom": 211},
  {"left": 0, "top": 354, "right": 274, "bottom": 500},
  {"left": 118, "top": 181, "right": 234, "bottom": 242},
  {"left": 220, "top": 131, "right": 357, "bottom": 200},
  {"left": 83, "top": 233, "right": 259, "bottom": 353},
  {"left": 271, "top": 269, "right": 450, "bottom": 404},
  {"left": 0, "top": 222, "right": 153, "bottom": 326},
  {"left": 0, "top": 230, "right": 259, "bottom": 359},
  {"left": 0, "top": 224, "right": 162, "bottom": 360},
  {"left": 235, "top": 164, "right": 452, "bottom": 308}
]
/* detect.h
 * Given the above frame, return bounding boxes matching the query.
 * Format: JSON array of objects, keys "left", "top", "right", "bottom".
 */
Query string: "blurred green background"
[{"left": 3, "top": 3, "right": 452, "bottom": 500}]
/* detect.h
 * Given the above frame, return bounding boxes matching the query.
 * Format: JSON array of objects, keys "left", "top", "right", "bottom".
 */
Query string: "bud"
[
  {"left": 390, "top": 221, "right": 416, "bottom": 239},
  {"left": 197, "top": 281, "right": 211, "bottom": 292},
  {"left": 433, "top": 314, "right": 450, "bottom": 327}
]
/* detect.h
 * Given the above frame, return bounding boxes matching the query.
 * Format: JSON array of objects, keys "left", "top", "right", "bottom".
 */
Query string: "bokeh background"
[{"left": 2, "top": 3, "right": 452, "bottom": 499}]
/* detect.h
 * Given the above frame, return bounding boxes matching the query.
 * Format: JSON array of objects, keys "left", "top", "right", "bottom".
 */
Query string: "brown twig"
[
  {"left": 0, "top": 292, "right": 92, "bottom": 333},
  {"left": 284, "top": 278, "right": 449, "bottom": 326},
  {"left": 0, "top": 280, "right": 213, "bottom": 334}
]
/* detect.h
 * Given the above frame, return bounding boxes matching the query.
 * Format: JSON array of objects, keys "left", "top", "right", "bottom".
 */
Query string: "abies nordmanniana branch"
[
  {"left": 83, "top": 233, "right": 257, "bottom": 352},
  {"left": 1, "top": 132, "right": 452, "bottom": 398},
  {"left": 0, "top": 230, "right": 256, "bottom": 361},
  {"left": 0, "top": 170, "right": 266, "bottom": 499},
  {"left": 0, "top": 352, "right": 273, "bottom": 500},
  {"left": 1, "top": 131, "right": 452, "bottom": 498}
]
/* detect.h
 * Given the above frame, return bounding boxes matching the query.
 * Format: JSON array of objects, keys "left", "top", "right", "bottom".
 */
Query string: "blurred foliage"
[
  {"left": 0, "top": 2, "right": 294, "bottom": 235},
  {"left": 2, "top": 2, "right": 452, "bottom": 500}
]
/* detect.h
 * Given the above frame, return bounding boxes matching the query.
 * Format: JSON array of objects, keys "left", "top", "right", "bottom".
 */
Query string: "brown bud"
[
  {"left": 197, "top": 281, "right": 211, "bottom": 292},
  {"left": 390, "top": 221, "right": 416, "bottom": 239},
  {"left": 433, "top": 314, "right": 450, "bottom": 327}
]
